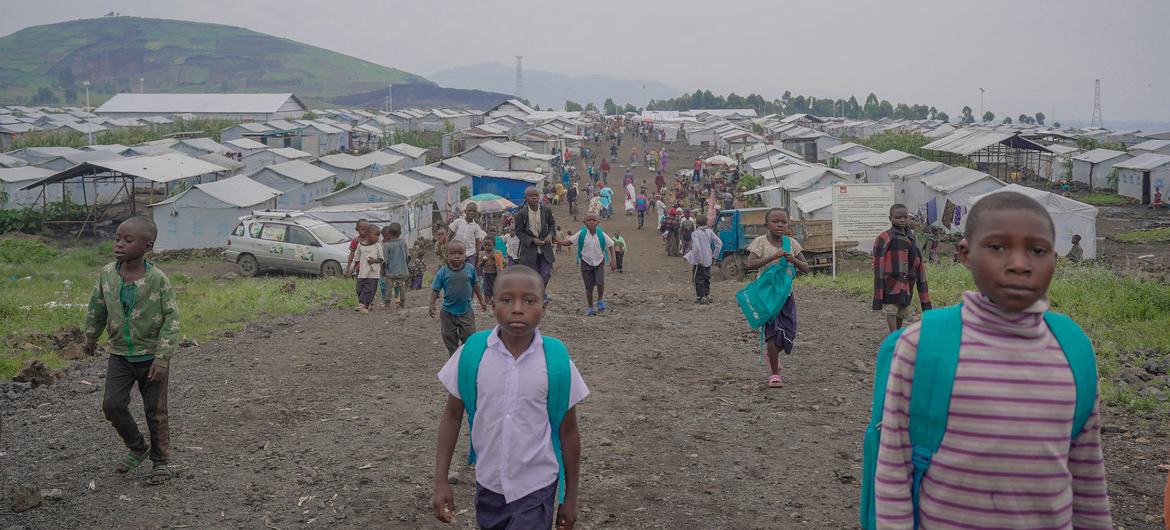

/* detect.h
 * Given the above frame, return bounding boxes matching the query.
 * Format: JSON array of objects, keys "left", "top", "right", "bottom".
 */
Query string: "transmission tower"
[
  {"left": 1089, "top": 79, "right": 1103, "bottom": 128},
  {"left": 514, "top": 56, "right": 524, "bottom": 100}
]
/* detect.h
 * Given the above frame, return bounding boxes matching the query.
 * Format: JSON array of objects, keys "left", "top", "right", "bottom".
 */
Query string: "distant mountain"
[
  {"left": 430, "top": 63, "right": 682, "bottom": 111},
  {"left": 0, "top": 17, "right": 487, "bottom": 109},
  {"left": 332, "top": 83, "right": 512, "bottom": 111}
]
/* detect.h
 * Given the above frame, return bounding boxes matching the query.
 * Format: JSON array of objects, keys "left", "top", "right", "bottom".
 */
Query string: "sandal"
[
  {"left": 116, "top": 447, "right": 150, "bottom": 474},
  {"left": 767, "top": 374, "right": 784, "bottom": 388},
  {"left": 146, "top": 464, "right": 173, "bottom": 485}
]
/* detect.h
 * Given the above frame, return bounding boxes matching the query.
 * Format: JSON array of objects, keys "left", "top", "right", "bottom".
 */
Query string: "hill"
[
  {"left": 0, "top": 17, "right": 430, "bottom": 106},
  {"left": 332, "top": 83, "right": 511, "bottom": 111},
  {"left": 430, "top": 63, "right": 681, "bottom": 111}
]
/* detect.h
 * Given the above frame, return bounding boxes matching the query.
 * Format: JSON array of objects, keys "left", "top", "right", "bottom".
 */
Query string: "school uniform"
[{"left": 575, "top": 228, "right": 613, "bottom": 292}]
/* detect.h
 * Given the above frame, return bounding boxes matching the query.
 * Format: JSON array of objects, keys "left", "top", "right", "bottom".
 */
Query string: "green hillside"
[{"left": 0, "top": 17, "right": 429, "bottom": 105}]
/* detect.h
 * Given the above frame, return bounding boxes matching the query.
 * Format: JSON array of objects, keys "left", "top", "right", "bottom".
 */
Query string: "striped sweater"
[{"left": 874, "top": 291, "right": 1112, "bottom": 529}]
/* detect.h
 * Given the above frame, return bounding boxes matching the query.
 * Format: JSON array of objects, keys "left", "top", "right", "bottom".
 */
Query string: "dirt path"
[{"left": 2, "top": 136, "right": 1167, "bottom": 529}]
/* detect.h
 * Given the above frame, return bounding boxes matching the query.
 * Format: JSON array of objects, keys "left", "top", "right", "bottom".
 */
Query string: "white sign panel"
[{"left": 832, "top": 183, "right": 895, "bottom": 241}]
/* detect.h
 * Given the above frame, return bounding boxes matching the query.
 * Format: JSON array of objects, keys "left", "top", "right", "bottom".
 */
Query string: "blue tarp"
[{"left": 472, "top": 175, "right": 534, "bottom": 203}]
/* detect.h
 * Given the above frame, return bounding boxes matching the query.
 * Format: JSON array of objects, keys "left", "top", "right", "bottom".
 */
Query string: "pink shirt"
[{"left": 438, "top": 327, "right": 589, "bottom": 502}]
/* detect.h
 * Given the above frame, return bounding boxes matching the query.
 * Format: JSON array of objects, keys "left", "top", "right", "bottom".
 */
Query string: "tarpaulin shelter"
[
  {"left": 150, "top": 175, "right": 280, "bottom": 250},
  {"left": 968, "top": 184, "right": 1098, "bottom": 259}
]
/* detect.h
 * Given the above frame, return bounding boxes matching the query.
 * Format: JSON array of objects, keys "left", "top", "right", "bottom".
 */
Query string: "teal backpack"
[
  {"left": 576, "top": 227, "right": 607, "bottom": 265},
  {"left": 859, "top": 305, "right": 1098, "bottom": 529},
  {"left": 457, "top": 330, "right": 573, "bottom": 504},
  {"left": 735, "top": 236, "right": 794, "bottom": 329}
]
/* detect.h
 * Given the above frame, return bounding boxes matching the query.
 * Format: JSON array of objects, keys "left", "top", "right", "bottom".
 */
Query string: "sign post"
[{"left": 831, "top": 183, "right": 896, "bottom": 278}]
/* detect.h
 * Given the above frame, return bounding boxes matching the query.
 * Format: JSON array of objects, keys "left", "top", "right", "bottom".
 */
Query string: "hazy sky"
[{"left": 4, "top": 0, "right": 1169, "bottom": 123}]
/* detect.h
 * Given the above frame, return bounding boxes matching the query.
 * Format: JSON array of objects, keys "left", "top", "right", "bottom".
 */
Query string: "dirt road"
[{"left": 2, "top": 136, "right": 1166, "bottom": 529}]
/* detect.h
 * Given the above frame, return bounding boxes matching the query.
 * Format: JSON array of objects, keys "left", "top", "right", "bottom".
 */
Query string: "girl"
[{"left": 744, "top": 209, "right": 810, "bottom": 388}]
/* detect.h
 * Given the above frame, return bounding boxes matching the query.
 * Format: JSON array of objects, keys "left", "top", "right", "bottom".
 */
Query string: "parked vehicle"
[
  {"left": 224, "top": 211, "right": 350, "bottom": 277},
  {"left": 713, "top": 208, "right": 849, "bottom": 280}
]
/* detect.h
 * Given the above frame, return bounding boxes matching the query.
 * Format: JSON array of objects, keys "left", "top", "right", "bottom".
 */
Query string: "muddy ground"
[{"left": 1, "top": 136, "right": 1167, "bottom": 529}]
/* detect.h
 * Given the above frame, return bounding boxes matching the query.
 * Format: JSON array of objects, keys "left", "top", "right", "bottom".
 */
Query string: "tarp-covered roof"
[
  {"left": 920, "top": 167, "right": 1000, "bottom": 193},
  {"left": 191, "top": 175, "right": 281, "bottom": 207},
  {"left": 1114, "top": 153, "right": 1170, "bottom": 171},
  {"left": 792, "top": 187, "right": 832, "bottom": 213},
  {"left": 258, "top": 160, "right": 335, "bottom": 184},
  {"left": 385, "top": 143, "right": 429, "bottom": 159},
  {"left": 860, "top": 149, "right": 922, "bottom": 168},
  {"left": 1072, "top": 148, "right": 1130, "bottom": 164},
  {"left": 0, "top": 166, "right": 54, "bottom": 183},
  {"left": 97, "top": 93, "right": 304, "bottom": 115},
  {"left": 318, "top": 153, "right": 375, "bottom": 171},
  {"left": 403, "top": 165, "right": 468, "bottom": 184},
  {"left": 22, "top": 153, "right": 228, "bottom": 189},
  {"left": 923, "top": 129, "right": 1051, "bottom": 156},
  {"left": 224, "top": 138, "right": 268, "bottom": 150},
  {"left": 889, "top": 161, "right": 950, "bottom": 180}
]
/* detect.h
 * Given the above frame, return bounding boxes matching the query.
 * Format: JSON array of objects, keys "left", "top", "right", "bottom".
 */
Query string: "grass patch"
[
  {"left": 1, "top": 243, "right": 355, "bottom": 379},
  {"left": 1114, "top": 226, "right": 1170, "bottom": 243},
  {"left": 1080, "top": 193, "right": 1128, "bottom": 206},
  {"left": 798, "top": 262, "right": 1170, "bottom": 415}
]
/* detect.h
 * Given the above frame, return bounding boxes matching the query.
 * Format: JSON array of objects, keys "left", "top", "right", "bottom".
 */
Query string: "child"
[
  {"left": 83, "top": 217, "right": 179, "bottom": 485},
  {"left": 744, "top": 209, "right": 810, "bottom": 387},
  {"left": 449, "top": 204, "right": 486, "bottom": 267},
  {"left": 478, "top": 238, "right": 504, "bottom": 299},
  {"left": 429, "top": 240, "right": 488, "bottom": 356},
  {"left": 635, "top": 192, "right": 649, "bottom": 229},
  {"left": 685, "top": 215, "right": 722, "bottom": 304},
  {"left": 611, "top": 231, "right": 627, "bottom": 273},
  {"left": 504, "top": 226, "right": 520, "bottom": 266},
  {"left": 354, "top": 224, "right": 384, "bottom": 314},
  {"left": 433, "top": 227, "right": 450, "bottom": 270},
  {"left": 872, "top": 191, "right": 1112, "bottom": 527},
  {"left": 1067, "top": 233, "right": 1084, "bottom": 262},
  {"left": 569, "top": 212, "right": 614, "bottom": 315},
  {"left": 382, "top": 223, "right": 410, "bottom": 310},
  {"left": 432, "top": 266, "right": 588, "bottom": 530},
  {"left": 408, "top": 246, "right": 427, "bottom": 290},
  {"left": 872, "top": 204, "right": 932, "bottom": 333},
  {"left": 344, "top": 218, "right": 370, "bottom": 276}
]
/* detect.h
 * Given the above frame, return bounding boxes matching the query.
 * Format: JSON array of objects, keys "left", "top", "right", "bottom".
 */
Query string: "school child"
[
  {"left": 354, "top": 224, "right": 384, "bottom": 314},
  {"left": 83, "top": 217, "right": 179, "bottom": 485},
  {"left": 744, "top": 209, "right": 810, "bottom": 387},
  {"left": 612, "top": 231, "right": 627, "bottom": 273},
  {"left": 571, "top": 212, "right": 616, "bottom": 316},
  {"left": 450, "top": 204, "right": 486, "bottom": 268},
  {"left": 382, "top": 223, "right": 410, "bottom": 310},
  {"left": 684, "top": 215, "right": 722, "bottom": 304},
  {"left": 432, "top": 265, "right": 588, "bottom": 530},
  {"left": 485, "top": 225, "right": 506, "bottom": 262},
  {"left": 872, "top": 204, "right": 932, "bottom": 333},
  {"left": 344, "top": 218, "right": 370, "bottom": 276},
  {"left": 504, "top": 226, "right": 520, "bottom": 265},
  {"left": 1067, "top": 233, "right": 1084, "bottom": 262},
  {"left": 408, "top": 247, "right": 427, "bottom": 290},
  {"left": 635, "top": 192, "right": 649, "bottom": 229},
  {"left": 478, "top": 238, "right": 504, "bottom": 299},
  {"left": 868, "top": 191, "right": 1112, "bottom": 528},
  {"left": 430, "top": 240, "right": 488, "bottom": 356},
  {"left": 433, "top": 227, "right": 450, "bottom": 270}
]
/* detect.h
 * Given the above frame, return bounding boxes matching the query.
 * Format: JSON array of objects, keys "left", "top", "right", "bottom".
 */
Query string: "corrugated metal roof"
[
  {"left": 262, "top": 160, "right": 335, "bottom": 184},
  {"left": 179, "top": 138, "right": 228, "bottom": 154},
  {"left": 191, "top": 175, "right": 281, "bottom": 208},
  {"left": 268, "top": 147, "right": 312, "bottom": 160},
  {"left": 23, "top": 153, "right": 228, "bottom": 189},
  {"left": 318, "top": 153, "right": 375, "bottom": 171},
  {"left": 403, "top": 165, "right": 467, "bottom": 184},
  {"left": 1130, "top": 139, "right": 1170, "bottom": 152},
  {"left": 888, "top": 161, "right": 949, "bottom": 180},
  {"left": 197, "top": 152, "right": 245, "bottom": 171},
  {"left": 231, "top": 122, "right": 274, "bottom": 133},
  {"left": 922, "top": 130, "right": 1050, "bottom": 156},
  {"left": 861, "top": 150, "right": 921, "bottom": 168},
  {"left": 760, "top": 164, "right": 806, "bottom": 181},
  {"left": 359, "top": 151, "right": 406, "bottom": 167},
  {"left": 357, "top": 173, "right": 434, "bottom": 200},
  {"left": 1114, "top": 153, "right": 1170, "bottom": 171},
  {"left": 780, "top": 167, "right": 852, "bottom": 191},
  {"left": 921, "top": 167, "right": 1000, "bottom": 193},
  {"left": 792, "top": 187, "right": 832, "bottom": 213},
  {"left": 385, "top": 143, "right": 428, "bottom": 159},
  {"left": 0, "top": 166, "right": 54, "bottom": 183},
  {"left": 83, "top": 144, "right": 130, "bottom": 153},
  {"left": 825, "top": 142, "right": 871, "bottom": 155},
  {"left": 440, "top": 157, "right": 490, "bottom": 176},
  {"left": 0, "top": 153, "right": 27, "bottom": 168},
  {"left": 224, "top": 138, "right": 268, "bottom": 150},
  {"left": 1071, "top": 148, "right": 1129, "bottom": 164},
  {"left": 96, "top": 93, "right": 302, "bottom": 115}
]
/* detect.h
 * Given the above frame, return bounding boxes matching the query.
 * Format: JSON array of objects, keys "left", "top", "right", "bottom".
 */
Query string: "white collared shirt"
[
  {"left": 438, "top": 327, "right": 589, "bottom": 502},
  {"left": 575, "top": 228, "right": 613, "bottom": 267},
  {"left": 449, "top": 218, "right": 486, "bottom": 257}
]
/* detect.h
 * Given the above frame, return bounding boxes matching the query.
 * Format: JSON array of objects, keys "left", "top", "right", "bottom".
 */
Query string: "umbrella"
[
  {"left": 704, "top": 155, "right": 737, "bottom": 167},
  {"left": 460, "top": 193, "right": 517, "bottom": 214}
]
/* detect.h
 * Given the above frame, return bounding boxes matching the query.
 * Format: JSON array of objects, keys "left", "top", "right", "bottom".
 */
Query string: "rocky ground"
[{"left": 1, "top": 135, "right": 1167, "bottom": 529}]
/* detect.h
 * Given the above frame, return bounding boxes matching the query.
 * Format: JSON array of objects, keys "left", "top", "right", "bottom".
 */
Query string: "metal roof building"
[{"left": 97, "top": 93, "right": 308, "bottom": 121}]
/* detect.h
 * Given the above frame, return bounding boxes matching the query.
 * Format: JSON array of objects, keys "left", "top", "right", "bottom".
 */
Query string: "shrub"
[{"left": 0, "top": 239, "right": 58, "bottom": 264}]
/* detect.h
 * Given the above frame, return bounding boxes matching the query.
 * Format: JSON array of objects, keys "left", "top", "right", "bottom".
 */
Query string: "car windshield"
[{"left": 308, "top": 223, "right": 349, "bottom": 245}]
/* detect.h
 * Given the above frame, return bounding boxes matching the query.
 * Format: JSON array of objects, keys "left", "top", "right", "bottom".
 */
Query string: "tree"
[
  {"left": 1053, "top": 121, "right": 1062, "bottom": 128},
  {"left": 603, "top": 98, "right": 619, "bottom": 116},
  {"left": 55, "top": 67, "right": 76, "bottom": 89},
  {"left": 982, "top": 111, "right": 995, "bottom": 123},
  {"left": 878, "top": 100, "right": 894, "bottom": 118},
  {"left": 584, "top": 102, "right": 598, "bottom": 112},
  {"left": 961, "top": 106, "right": 975, "bottom": 124},
  {"left": 1018, "top": 114, "right": 1030, "bottom": 124},
  {"left": 1034, "top": 112, "right": 1046, "bottom": 125},
  {"left": 1003, "top": 117, "right": 1013, "bottom": 124},
  {"left": 564, "top": 100, "right": 583, "bottom": 112},
  {"left": 64, "top": 87, "right": 78, "bottom": 103},
  {"left": 31, "top": 86, "right": 58, "bottom": 105},
  {"left": 936, "top": 111, "right": 950, "bottom": 123},
  {"left": 863, "top": 93, "right": 880, "bottom": 119},
  {"left": 928, "top": 106, "right": 938, "bottom": 120},
  {"left": 623, "top": 103, "right": 637, "bottom": 113}
]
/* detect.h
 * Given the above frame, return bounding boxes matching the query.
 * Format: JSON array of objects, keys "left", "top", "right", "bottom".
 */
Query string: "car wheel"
[
  {"left": 238, "top": 254, "right": 259, "bottom": 277},
  {"left": 321, "top": 260, "right": 343, "bottom": 278},
  {"left": 720, "top": 254, "right": 745, "bottom": 281}
]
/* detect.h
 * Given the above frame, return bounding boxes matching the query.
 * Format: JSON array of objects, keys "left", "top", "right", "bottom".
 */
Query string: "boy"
[
  {"left": 1067, "top": 234, "right": 1084, "bottom": 262},
  {"left": 567, "top": 183, "right": 579, "bottom": 221},
  {"left": 612, "top": 231, "right": 627, "bottom": 273},
  {"left": 571, "top": 212, "right": 616, "bottom": 316},
  {"left": 635, "top": 192, "right": 649, "bottom": 230},
  {"left": 685, "top": 215, "right": 722, "bottom": 304},
  {"left": 344, "top": 218, "right": 370, "bottom": 276},
  {"left": 450, "top": 204, "right": 486, "bottom": 267},
  {"left": 408, "top": 246, "right": 427, "bottom": 291},
  {"left": 430, "top": 240, "right": 488, "bottom": 356},
  {"left": 872, "top": 204, "right": 931, "bottom": 332},
  {"left": 382, "top": 223, "right": 410, "bottom": 310},
  {"left": 432, "top": 266, "right": 588, "bottom": 530},
  {"left": 433, "top": 227, "right": 450, "bottom": 270},
  {"left": 478, "top": 238, "right": 504, "bottom": 299},
  {"left": 504, "top": 225, "right": 520, "bottom": 266},
  {"left": 84, "top": 217, "right": 178, "bottom": 485},
  {"left": 354, "top": 224, "right": 383, "bottom": 314},
  {"left": 873, "top": 191, "right": 1112, "bottom": 527}
]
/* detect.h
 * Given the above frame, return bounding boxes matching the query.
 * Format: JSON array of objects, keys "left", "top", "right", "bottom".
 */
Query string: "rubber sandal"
[
  {"left": 767, "top": 374, "right": 784, "bottom": 388},
  {"left": 146, "top": 464, "right": 173, "bottom": 485},
  {"left": 587, "top": 308, "right": 596, "bottom": 316},
  {"left": 116, "top": 447, "right": 150, "bottom": 474},
  {"left": 597, "top": 300, "right": 607, "bottom": 311}
]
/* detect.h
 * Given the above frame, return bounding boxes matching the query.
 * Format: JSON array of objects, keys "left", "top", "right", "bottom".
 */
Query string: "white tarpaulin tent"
[
  {"left": 1, "top": 167, "right": 58, "bottom": 209},
  {"left": 151, "top": 175, "right": 281, "bottom": 250},
  {"left": 918, "top": 167, "right": 1005, "bottom": 228},
  {"left": 967, "top": 184, "right": 1098, "bottom": 259}
]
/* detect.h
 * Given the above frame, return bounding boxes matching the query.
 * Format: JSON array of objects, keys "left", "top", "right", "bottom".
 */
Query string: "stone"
[
  {"left": 447, "top": 472, "right": 461, "bottom": 485},
  {"left": 10, "top": 485, "right": 42, "bottom": 512}
]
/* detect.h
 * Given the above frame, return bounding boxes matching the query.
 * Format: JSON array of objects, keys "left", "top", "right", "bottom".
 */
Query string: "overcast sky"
[{"left": 4, "top": 0, "right": 1169, "bottom": 123}]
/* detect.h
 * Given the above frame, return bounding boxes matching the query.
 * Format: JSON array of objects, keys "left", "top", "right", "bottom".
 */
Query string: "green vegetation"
[
  {"left": 9, "top": 118, "right": 239, "bottom": 149},
  {"left": 1114, "top": 227, "right": 1170, "bottom": 243},
  {"left": 0, "top": 242, "right": 354, "bottom": 379},
  {"left": 1079, "top": 193, "right": 1129, "bottom": 206},
  {"left": 0, "top": 202, "right": 88, "bottom": 234},
  {"left": 798, "top": 262, "right": 1170, "bottom": 414},
  {"left": 849, "top": 130, "right": 969, "bottom": 167},
  {"left": 0, "top": 16, "right": 427, "bottom": 104},
  {"left": 649, "top": 89, "right": 946, "bottom": 122}
]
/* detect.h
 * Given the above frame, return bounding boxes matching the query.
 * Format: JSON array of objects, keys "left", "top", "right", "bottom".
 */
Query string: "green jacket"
[{"left": 84, "top": 261, "right": 181, "bottom": 367}]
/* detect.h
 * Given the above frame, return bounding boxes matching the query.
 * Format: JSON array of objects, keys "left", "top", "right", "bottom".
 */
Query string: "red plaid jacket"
[{"left": 872, "top": 227, "right": 931, "bottom": 310}]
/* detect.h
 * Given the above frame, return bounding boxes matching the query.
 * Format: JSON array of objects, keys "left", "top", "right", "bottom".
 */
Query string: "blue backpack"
[
  {"left": 457, "top": 330, "right": 573, "bottom": 504},
  {"left": 859, "top": 305, "right": 1098, "bottom": 529}
]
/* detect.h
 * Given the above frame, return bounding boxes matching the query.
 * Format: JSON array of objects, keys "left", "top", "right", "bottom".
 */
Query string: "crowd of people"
[{"left": 77, "top": 116, "right": 1165, "bottom": 530}]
